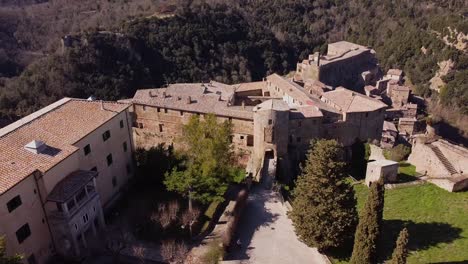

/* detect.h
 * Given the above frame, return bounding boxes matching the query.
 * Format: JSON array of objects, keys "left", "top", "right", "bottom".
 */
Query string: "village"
[{"left": 0, "top": 41, "right": 467, "bottom": 264}]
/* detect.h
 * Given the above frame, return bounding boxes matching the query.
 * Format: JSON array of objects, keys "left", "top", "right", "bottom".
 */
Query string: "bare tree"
[
  {"left": 161, "top": 240, "right": 188, "bottom": 264},
  {"left": 132, "top": 245, "right": 146, "bottom": 264},
  {"left": 181, "top": 207, "right": 201, "bottom": 237},
  {"left": 168, "top": 200, "right": 180, "bottom": 221}
]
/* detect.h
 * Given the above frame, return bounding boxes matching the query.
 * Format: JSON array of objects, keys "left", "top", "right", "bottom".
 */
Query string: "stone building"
[
  {"left": 294, "top": 41, "right": 379, "bottom": 90},
  {"left": 128, "top": 73, "right": 387, "bottom": 182},
  {"left": 408, "top": 137, "right": 468, "bottom": 192},
  {"left": 381, "top": 121, "right": 398, "bottom": 149},
  {"left": 0, "top": 98, "right": 134, "bottom": 263},
  {"left": 365, "top": 159, "right": 399, "bottom": 186}
]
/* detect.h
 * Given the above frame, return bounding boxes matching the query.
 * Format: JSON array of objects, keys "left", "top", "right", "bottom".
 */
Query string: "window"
[
  {"left": 7, "top": 195, "right": 22, "bottom": 213},
  {"left": 247, "top": 135, "right": 254, "bottom": 147},
  {"left": 107, "top": 154, "right": 113, "bottom": 166},
  {"left": 120, "top": 120, "right": 124, "bottom": 128},
  {"left": 180, "top": 111, "right": 184, "bottom": 116},
  {"left": 112, "top": 176, "right": 117, "bottom": 188},
  {"left": 91, "top": 167, "right": 97, "bottom": 172},
  {"left": 16, "top": 224, "right": 31, "bottom": 244},
  {"left": 74, "top": 224, "right": 78, "bottom": 230},
  {"left": 67, "top": 199, "right": 76, "bottom": 211},
  {"left": 84, "top": 144, "right": 91, "bottom": 156},
  {"left": 365, "top": 113, "right": 369, "bottom": 117},
  {"left": 240, "top": 135, "right": 244, "bottom": 140},
  {"left": 268, "top": 119, "right": 272, "bottom": 125},
  {"left": 82, "top": 213, "right": 89, "bottom": 223},
  {"left": 138, "top": 122, "right": 144, "bottom": 129},
  {"left": 102, "top": 130, "right": 111, "bottom": 141},
  {"left": 159, "top": 124, "right": 164, "bottom": 133},
  {"left": 157, "top": 108, "right": 161, "bottom": 113},
  {"left": 142, "top": 106, "right": 146, "bottom": 111},
  {"left": 76, "top": 189, "right": 86, "bottom": 203},
  {"left": 164, "top": 108, "right": 168, "bottom": 113},
  {"left": 27, "top": 254, "right": 37, "bottom": 264},
  {"left": 123, "top": 141, "right": 128, "bottom": 152},
  {"left": 298, "top": 121, "right": 302, "bottom": 127}
]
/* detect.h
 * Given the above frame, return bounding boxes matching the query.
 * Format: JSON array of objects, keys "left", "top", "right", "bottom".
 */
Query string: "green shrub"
[
  {"left": 201, "top": 240, "right": 224, "bottom": 264},
  {"left": 384, "top": 144, "right": 411, "bottom": 162}
]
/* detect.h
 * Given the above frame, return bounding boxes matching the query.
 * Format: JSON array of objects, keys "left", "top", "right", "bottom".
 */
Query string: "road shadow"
[
  {"left": 378, "top": 219, "right": 463, "bottom": 262},
  {"left": 224, "top": 185, "right": 281, "bottom": 261}
]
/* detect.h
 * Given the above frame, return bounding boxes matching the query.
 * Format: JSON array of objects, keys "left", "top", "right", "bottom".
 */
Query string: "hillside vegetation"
[{"left": 0, "top": 0, "right": 467, "bottom": 136}]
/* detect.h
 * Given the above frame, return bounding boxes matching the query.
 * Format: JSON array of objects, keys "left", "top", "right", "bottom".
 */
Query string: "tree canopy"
[
  {"left": 0, "top": 236, "right": 22, "bottom": 264},
  {"left": 164, "top": 114, "right": 244, "bottom": 204},
  {"left": 289, "top": 139, "right": 358, "bottom": 253},
  {"left": 350, "top": 179, "right": 385, "bottom": 264}
]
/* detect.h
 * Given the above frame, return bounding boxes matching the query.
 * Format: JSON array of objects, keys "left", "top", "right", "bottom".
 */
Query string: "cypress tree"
[
  {"left": 350, "top": 178, "right": 385, "bottom": 264},
  {"left": 289, "top": 139, "right": 358, "bottom": 252},
  {"left": 389, "top": 228, "right": 409, "bottom": 264}
]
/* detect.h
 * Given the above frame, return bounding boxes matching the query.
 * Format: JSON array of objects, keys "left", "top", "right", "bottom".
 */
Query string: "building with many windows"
[{"left": 0, "top": 98, "right": 134, "bottom": 263}]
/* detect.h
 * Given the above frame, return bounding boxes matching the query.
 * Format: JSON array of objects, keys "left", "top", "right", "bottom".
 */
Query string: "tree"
[
  {"left": 0, "top": 236, "right": 22, "bottom": 264},
  {"left": 389, "top": 228, "right": 409, "bottom": 264},
  {"left": 350, "top": 179, "right": 385, "bottom": 264},
  {"left": 164, "top": 114, "right": 244, "bottom": 208},
  {"left": 289, "top": 139, "right": 358, "bottom": 253}
]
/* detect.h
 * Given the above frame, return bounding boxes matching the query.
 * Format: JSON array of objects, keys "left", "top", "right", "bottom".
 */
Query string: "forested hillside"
[{"left": 0, "top": 0, "right": 467, "bottom": 136}]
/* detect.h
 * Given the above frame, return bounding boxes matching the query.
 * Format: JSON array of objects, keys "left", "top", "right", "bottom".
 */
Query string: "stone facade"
[
  {"left": 294, "top": 41, "right": 379, "bottom": 90},
  {"left": 365, "top": 159, "right": 399, "bottom": 186},
  {"left": 408, "top": 137, "right": 468, "bottom": 192},
  {"left": 128, "top": 73, "right": 386, "bottom": 182}
]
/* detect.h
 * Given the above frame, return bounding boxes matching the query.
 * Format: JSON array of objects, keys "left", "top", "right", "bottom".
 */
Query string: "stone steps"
[{"left": 429, "top": 145, "right": 458, "bottom": 175}]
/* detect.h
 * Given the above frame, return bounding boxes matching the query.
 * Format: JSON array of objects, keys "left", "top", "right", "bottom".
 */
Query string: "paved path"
[{"left": 226, "top": 186, "right": 326, "bottom": 264}]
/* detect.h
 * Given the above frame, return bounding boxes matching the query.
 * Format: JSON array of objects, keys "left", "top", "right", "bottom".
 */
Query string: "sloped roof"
[
  {"left": 131, "top": 82, "right": 254, "bottom": 120},
  {"left": 0, "top": 99, "right": 129, "bottom": 195},
  {"left": 47, "top": 170, "right": 98, "bottom": 202},
  {"left": 322, "top": 87, "right": 387, "bottom": 113}
]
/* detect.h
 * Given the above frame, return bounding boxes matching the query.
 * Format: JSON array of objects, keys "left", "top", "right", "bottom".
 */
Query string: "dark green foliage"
[
  {"left": 0, "top": 236, "right": 22, "bottom": 264},
  {"left": 350, "top": 179, "right": 385, "bottom": 264},
  {"left": 134, "top": 143, "right": 182, "bottom": 187},
  {"left": 389, "top": 228, "right": 409, "bottom": 264},
  {"left": 290, "top": 139, "right": 358, "bottom": 253},
  {"left": 0, "top": 1, "right": 467, "bottom": 134},
  {"left": 164, "top": 114, "right": 244, "bottom": 204},
  {"left": 384, "top": 144, "right": 411, "bottom": 162}
]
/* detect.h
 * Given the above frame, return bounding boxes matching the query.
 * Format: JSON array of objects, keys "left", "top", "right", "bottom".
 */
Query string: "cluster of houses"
[{"left": 0, "top": 41, "right": 467, "bottom": 263}]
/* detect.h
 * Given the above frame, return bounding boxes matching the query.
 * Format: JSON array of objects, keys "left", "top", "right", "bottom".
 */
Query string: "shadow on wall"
[{"left": 379, "top": 220, "right": 463, "bottom": 262}]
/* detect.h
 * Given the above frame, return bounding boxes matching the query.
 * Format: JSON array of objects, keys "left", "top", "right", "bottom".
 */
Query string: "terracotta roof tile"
[{"left": 0, "top": 99, "right": 129, "bottom": 195}]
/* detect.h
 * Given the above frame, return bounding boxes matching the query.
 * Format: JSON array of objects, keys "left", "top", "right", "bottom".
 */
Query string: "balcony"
[{"left": 47, "top": 170, "right": 99, "bottom": 219}]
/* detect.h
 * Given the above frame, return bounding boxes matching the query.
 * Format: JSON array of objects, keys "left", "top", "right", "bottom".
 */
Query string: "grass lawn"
[
  {"left": 396, "top": 162, "right": 419, "bottom": 183},
  {"left": 351, "top": 183, "right": 468, "bottom": 263}
]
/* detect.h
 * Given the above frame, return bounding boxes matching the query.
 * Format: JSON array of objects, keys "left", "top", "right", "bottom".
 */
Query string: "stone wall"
[{"left": 132, "top": 103, "right": 254, "bottom": 163}]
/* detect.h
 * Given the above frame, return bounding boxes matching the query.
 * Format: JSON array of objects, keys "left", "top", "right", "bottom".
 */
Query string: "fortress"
[
  {"left": 0, "top": 41, "right": 388, "bottom": 263},
  {"left": 127, "top": 73, "right": 386, "bottom": 181},
  {"left": 294, "top": 41, "right": 380, "bottom": 90}
]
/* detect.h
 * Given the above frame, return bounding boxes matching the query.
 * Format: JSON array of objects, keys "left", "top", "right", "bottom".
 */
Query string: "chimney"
[
  {"left": 186, "top": 96, "right": 191, "bottom": 104},
  {"left": 313, "top": 52, "right": 320, "bottom": 66},
  {"left": 100, "top": 100, "right": 105, "bottom": 110}
]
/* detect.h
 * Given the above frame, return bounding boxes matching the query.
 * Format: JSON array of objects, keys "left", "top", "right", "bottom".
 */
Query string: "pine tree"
[
  {"left": 289, "top": 139, "right": 358, "bottom": 252},
  {"left": 350, "top": 179, "right": 385, "bottom": 264},
  {"left": 389, "top": 228, "right": 409, "bottom": 264},
  {"left": 0, "top": 236, "right": 22, "bottom": 264}
]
